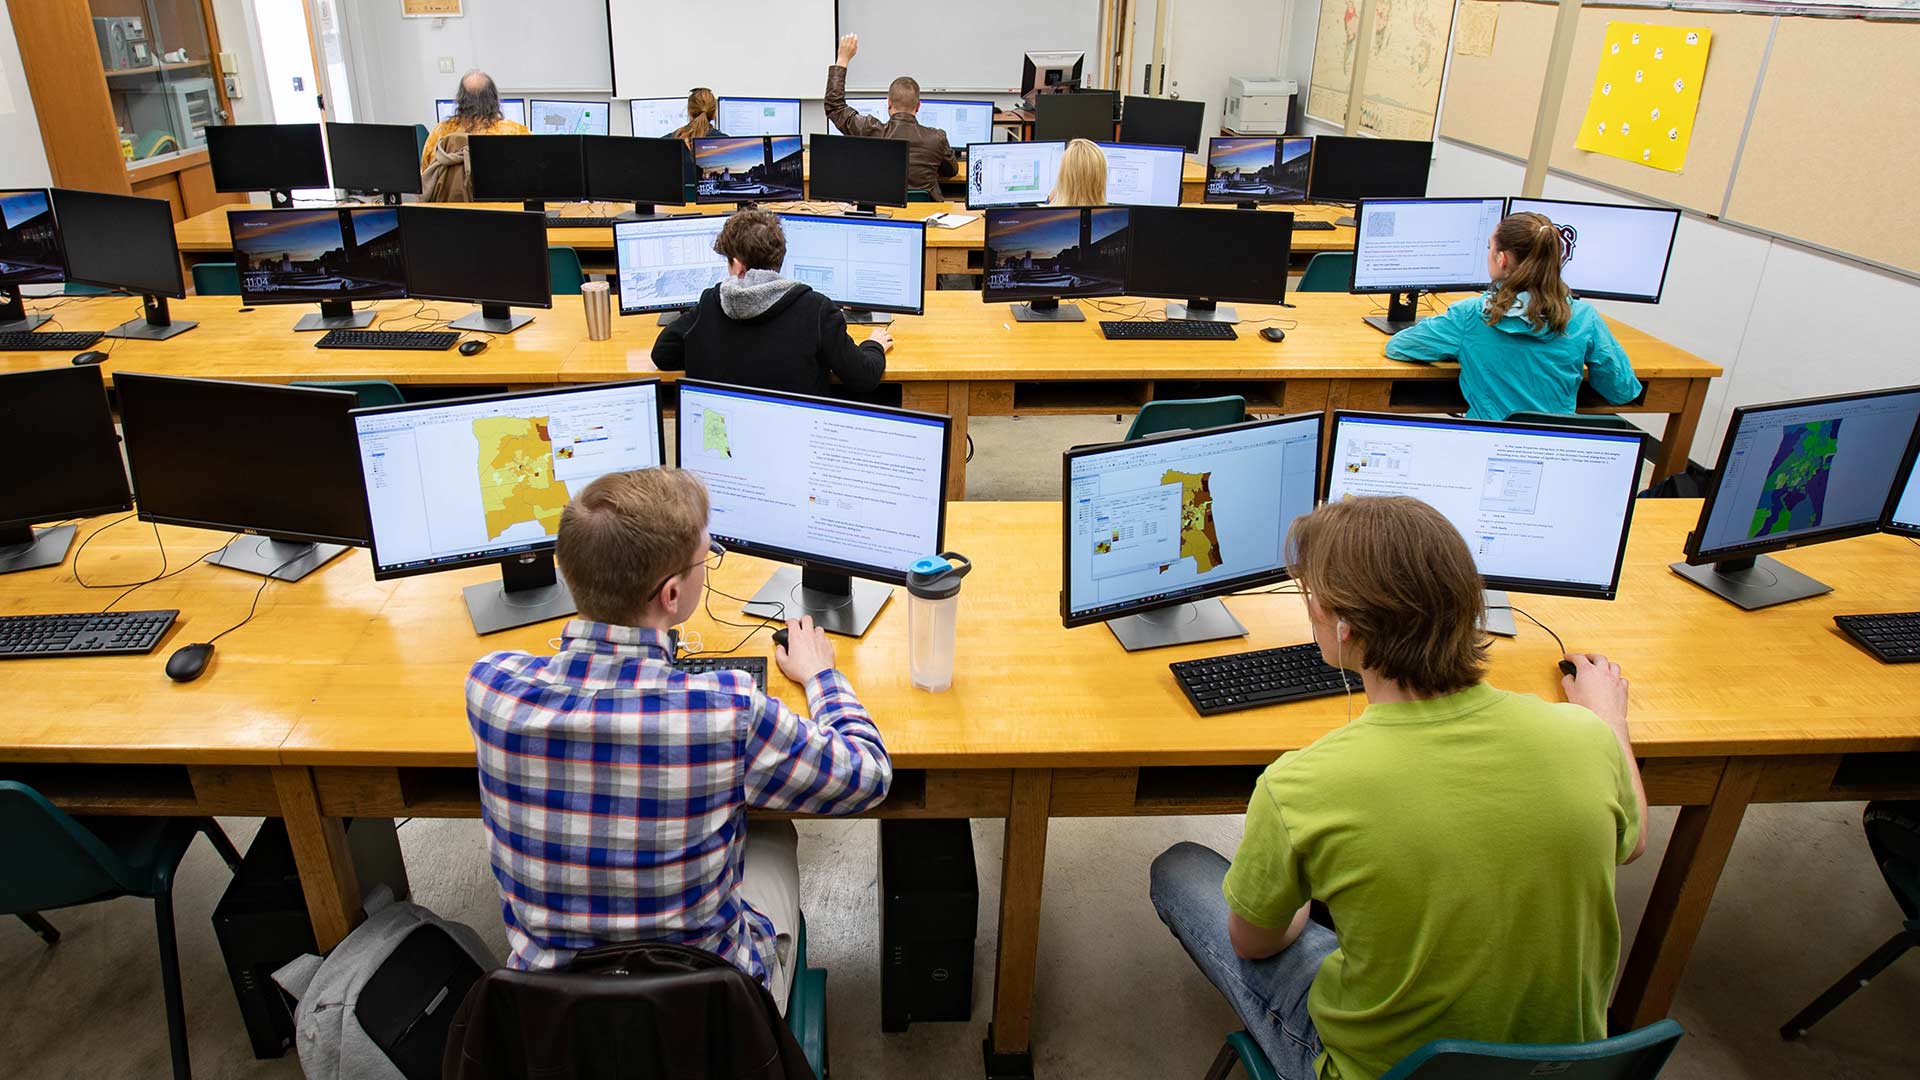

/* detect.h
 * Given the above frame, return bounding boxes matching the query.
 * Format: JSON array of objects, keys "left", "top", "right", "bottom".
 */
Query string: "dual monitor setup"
[
  {"left": 1202, "top": 133, "right": 1430, "bottom": 211},
  {"left": 0, "top": 187, "right": 194, "bottom": 340},
  {"left": 207, "top": 122, "right": 424, "bottom": 206}
]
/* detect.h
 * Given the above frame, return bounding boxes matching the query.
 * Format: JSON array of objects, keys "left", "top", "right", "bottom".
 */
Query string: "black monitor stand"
[
  {"left": 522, "top": 199, "right": 546, "bottom": 214},
  {"left": 382, "top": 192, "right": 402, "bottom": 206},
  {"left": 0, "top": 522, "right": 78, "bottom": 574},
  {"left": 1165, "top": 297, "right": 1238, "bottom": 324},
  {"left": 1010, "top": 296, "right": 1084, "bottom": 322},
  {"left": 742, "top": 565, "right": 892, "bottom": 637},
  {"left": 293, "top": 298, "right": 375, "bottom": 332},
  {"left": 843, "top": 305, "right": 892, "bottom": 326},
  {"left": 613, "top": 202, "right": 684, "bottom": 222},
  {"left": 1234, "top": 200, "right": 1261, "bottom": 212},
  {"left": 1363, "top": 291, "right": 1422, "bottom": 336},
  {"left": 464, "top": 551, "right": 578, "bottom": 634},
  {"left": 1669, "top": 555, "right": 1833, "bottom": 610},
  {"left": 841, "top": 203, "right": 890, "bottom": 218},
  {"left": 1106, "top": 598, "right": 1247, "bottom": 651},
  {"left": 105, "top": 294, "right": 197, "bottom": 341},
  {"left": 208, "top": 534, "right": 349, "bottom": 582},
  {"left": 451, "top": 301, "right": 533, "bottom": 334},
  {"left": 269, "top": 188, "right": 295, "bottom": 209},
  {"left": 0, "top": 286, "right": 50, "bottom": 332}
]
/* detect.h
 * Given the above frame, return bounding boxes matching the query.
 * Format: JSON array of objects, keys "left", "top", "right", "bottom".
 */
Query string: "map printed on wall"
[
  {"left": 1308, "top": 0, "right": 1454, "bottom": 139},
  {"left": 1575, "top": 22, "right": 1712, "bottom": 173}
]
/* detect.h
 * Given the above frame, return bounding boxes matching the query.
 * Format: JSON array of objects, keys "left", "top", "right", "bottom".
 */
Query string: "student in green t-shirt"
[{"left": 1149, "top": 495, "right": 1648, "bottom": 1080}]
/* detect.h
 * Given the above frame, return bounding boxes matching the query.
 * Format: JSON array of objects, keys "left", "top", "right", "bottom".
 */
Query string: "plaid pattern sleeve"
[{"left": 743, "top": 669, "right": 893, "bottom": 814}]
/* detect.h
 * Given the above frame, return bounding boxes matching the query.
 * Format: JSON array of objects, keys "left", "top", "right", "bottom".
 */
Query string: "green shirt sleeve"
[
  {"left": 1609, "top": 732, "right": 1642, "bottom": 866},
  {"left": 1222, "top": 769, "right": 1310, "bottom": 929}
]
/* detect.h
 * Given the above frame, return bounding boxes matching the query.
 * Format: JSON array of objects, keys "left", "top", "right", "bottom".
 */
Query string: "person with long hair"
[
  {"left": 1048, "top": 139, "right": 1107, "bottom": 205},
  {"left": 670, "top": 88, "right": 727, "bottom": 186},
  {"left": 419, "top": 69, "right": 528, "bottom": 169},
  {"left": 1383, "top": 210, "right": 1642, "bottom": 420}
]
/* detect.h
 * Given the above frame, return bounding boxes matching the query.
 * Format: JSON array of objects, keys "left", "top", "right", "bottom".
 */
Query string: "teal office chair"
[
  {"left": 788, "top": 915, "right": 829, "bottom": 1078},
  {"left": 63, "top": 282, "right": 111, "bottom": 296},
  {"left": 1296, "top": 252, "right": 1354, "bottom": 293},
  {"left": 0, "top": 781, "right": 242, "bottom": 1080},
  {"left": 415, "top": 123, "right": 431, "bottom": 159},
  {"left": 190, "top": 261, "right": 240, "bottom": 296},
  {"left": 548, "top": 246, "right": 586, "bottom": 295},
  {"left": 1781, "top": 801, "right": 1920, "bottom": 1040},
  {"left": 1506, "top": 410, "right": 1638, "bottom": 433},
  {"left": 907, "top": 188, "right": 935, "bottom": 202},
  {"left": 291, "top": 380, "right": 405, "bottom": 408},
  {"left": 1204, "top": 1020, "right": 1685, "bottom": 1080},
  {"left": 1126, "top": 395, "right": 1246, "bottom": 442}
]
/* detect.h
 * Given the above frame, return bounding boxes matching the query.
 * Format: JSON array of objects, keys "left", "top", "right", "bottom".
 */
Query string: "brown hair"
[
  {"left": 888, "top": 76, "right": 921, "bottom": 114},
  {"left": 1486, "top": 211, "right": 1572, "bottom": 334},
  {"left": 1287, "top": 496, "right": 1488, "bottom": 697},
  {"left": 555, "top": 468, "right": 709, "bottom": 625},
  {"left": 713, "top": 207, "right": 787, "bottom": 271},
  {"left": 453, "top": 70, "right": 502, "bottom": 131},
  {"left": 673, "top": 87, "right": 718, "bottom": 147},
  {"left": 1049, "top": 139, "right": 1107, "bottom": 206}
]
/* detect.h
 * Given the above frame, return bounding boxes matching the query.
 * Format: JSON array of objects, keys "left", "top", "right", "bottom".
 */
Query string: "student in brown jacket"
[{"left": 823, "top": 33, "right": 959, "bottom": 195}]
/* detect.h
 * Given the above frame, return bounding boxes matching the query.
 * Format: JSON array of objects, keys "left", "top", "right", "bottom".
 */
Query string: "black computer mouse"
[
  {"left": 1259, "top": 327, "right": 1286, "bottom": 343},
  {"left": 1557, "top": 659, "right": 1579, "bottom": 679},
  {"left": 771, "top": 628, "right": 790, "bottom": 651},
  {"left": 458, "top": 339, "right": 489, "bottom": 356},
  {"left": 165, "top": 642, "right": 215, "bottom": 682},
  {"left": 72, "top": 351, "right": 108, "bottom": 366}
]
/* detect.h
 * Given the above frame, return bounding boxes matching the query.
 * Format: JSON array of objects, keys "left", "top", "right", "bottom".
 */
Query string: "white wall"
[
  {"left": 0, "top": 0, "right": 52, "bottom": 187},
  {"left": 1164, "top": 0, "right": 1290, "bottom": 142},
  {"left": 208, "top": 0, "right": 274, "bottom": 125}
]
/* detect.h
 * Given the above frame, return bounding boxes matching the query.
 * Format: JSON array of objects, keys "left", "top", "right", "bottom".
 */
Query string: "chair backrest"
[
  {"left": 1297, "top": 252, "right": 1354, "bottom": 293},
  {"left": 1865, "top": 801, "right": 1920, "bottom": 920},
  {"left": 907, "top": 188, "right": 935, "bottom": 202},
  {"left": 414, "top": 122, "right": 431, "bottom": 158},
  {"left": 1379, "top": 1019, "right": 1685, "bottom": 1080},
  {"left": 191, "top": 261, "right": 241, "bottom": 296},
  {"left": 1126, "top": 395, "right": 1246, "bottom": 442},
  {"left": 1506, "top": 410, "right": 1639, "bottom": 433},
  {"left": 548, "top": 246, "right": 585, "bottom": 295},
  {"left": 291, "top": 380, "right": 405, "bottom": 408},
  {"left": 0, "top": 782, "right": 137, "bottom": 914}
]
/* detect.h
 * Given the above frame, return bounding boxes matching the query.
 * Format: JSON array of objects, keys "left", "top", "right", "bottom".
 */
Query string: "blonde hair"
[
  {"left": 1287, "top": 496, "right": 1489, "bottom": 696},
  {"left": 1049, "top": 139, "right": 1107, "bottom": 206},
  {"left": 672, "top": 88, "right": 719, "bottom": 147},
  {"left": 1486, "top": 211, "right": 1573, "bottom": 334},
  {"left": 555, "top": 468, "right": 709, "bottom": 625}
]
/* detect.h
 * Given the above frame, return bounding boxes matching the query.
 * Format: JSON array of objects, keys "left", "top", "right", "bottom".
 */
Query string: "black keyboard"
[
  {"left": 0, "top": 330, "right": 104, "bottom": 351},
  {"left": 672, "top": 655, "right": 769, "bottom": 691},
  {"left": 1171, "top": 642, "right": 1362, "bottom": 716},
  {"left": 1835, "top": 612, "right": 1920, "bottom": 663},
  {"left": 1293, "top": 220, "right": 1337, "bottom": 231},
  {"left": 315, "top": 329, "right": 459, "bottom": 351},
  {"left": 0, "top": 609, "right": 178, "bottom": 660},
  {"left": 546, "top": 215, "right": 623, "bottom": 229},
  {"left": 1100, "top": 320, "right": 1238, "bottom": 341}
]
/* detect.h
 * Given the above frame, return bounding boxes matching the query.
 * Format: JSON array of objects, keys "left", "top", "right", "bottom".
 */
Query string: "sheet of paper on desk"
[{"left": 928, "top": 213, "right": 979, "bottom": 229}]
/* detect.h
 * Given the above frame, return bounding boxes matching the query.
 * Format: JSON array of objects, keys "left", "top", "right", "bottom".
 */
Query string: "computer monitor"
[
  {"left": 807, "top": 134, "right": 909, "bottom": 213},
  {"left": 1324, "top": 412, "right": 1646, "bottom": 635},
  {"left": 1884, "top": 441, "right": 1920, "bottom": 539},
  {"left": 613, "top": 213, "right": 730, "bottom": 321},
  {"left": 1034, "top": 91, "right": 1114, "bottom": 144},
  {"left": 1061, "top": 415, "right": 1323, "bottom": 650},
  {"left": 920, "top": 100, "right": 997, "bottom": 150},
  {"left": 984, "top": 206, "right": 1131, "bottom": 322},
  {"left": 398, "top": 205, "right": 551, "bottom": 333},
  {"left": 965, "top": 140, "right": 1065, "bottom": 210},
  {"left": 1506, "top": 197, "right": 1682, "bottom": 305},
  {"left": 325, "top": 123, "right": 423, "bottom": 202},
  {"left": 1119, "top": 96, "right": 1205, "bottom": 155},
  {"left": 1674, "top": 386, "right": 1920, "bottom": 609},
  {"left": 1097, "top": 142, "right": 1185, "bottom": 207},
  {"left": 228, "top": 206, "right": 406, "bottom": 331},
  {"left": 529, "top": 98, "right": 610, "bottom": 136},
  {"left": 1022, "top": 51, "right": 1085, "bottom": 101},
  {"left": 205, "top": 124, "right": 330, "bottom": 207},
  {"left": 116, "top": 373, "right": 369, "bottom": 582},
  {"left": 581, "top": 135, "right": 688, "bottom": 219},
  {"left": 1350, "top": 196, "right": 1506, "bottom": 335},
  {"left": 0, "top": 366, "right": 129, "bottom": 574},
  {"left": 0, "top": 189, "right": 63, "bottom": 332},
  {"left": 50, "top": 188, "right": 196, "bottom": 341},
  {"left": 717, "top": 97, "right": 801, "bottom": 137},
  {"left": 675, "top": 379, "right": 950, "bottom": 636},
  {"left": 1204, "top": 137, "right": 1311, "bottom": 208},
  {"left": 693, "top": 136, "right": 803, "bottom": 206},
  {"left": 468, "top": 133, "right": 586, "bottom": 212},
  {"left": 351, "top": 381, "right": 666, "bottom": 634},
  {"left": 1126, "top": 206, "right": 1292, "bottom": 323},
  {"left": 776, "top": 213, "right": 924, "bottom": 324},
  {"left": 438, "top": 98, "right": 527, "bottom": 126},
  {"left": 1309, "top": 135, "right": 1432, "bottom": 211},
  {"left": 628, "top": 97, "right": 689, "bottom": 139}
]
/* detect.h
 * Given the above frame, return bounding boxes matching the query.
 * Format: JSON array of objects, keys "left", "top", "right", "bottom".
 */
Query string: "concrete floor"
[{"left": 5, "top": 415, "right": 1917, "bottom": 1078}]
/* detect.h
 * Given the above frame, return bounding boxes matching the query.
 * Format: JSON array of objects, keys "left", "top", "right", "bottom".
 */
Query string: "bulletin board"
[{"left": 1435, "top": 1, "right": 1556, "bottom": 158}]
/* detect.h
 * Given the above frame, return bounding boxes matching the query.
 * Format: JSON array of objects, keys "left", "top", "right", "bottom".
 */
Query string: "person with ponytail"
[
  {"left": 1384, "top": 211, "right": 1642, "bottom": 420},
  {"left": 670, "top": 88, "right": 728, "bottom": 187}
]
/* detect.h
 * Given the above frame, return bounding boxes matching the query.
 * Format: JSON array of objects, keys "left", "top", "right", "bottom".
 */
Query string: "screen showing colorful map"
[{"left": 1749, "top": 420, "right": 1840, "bottom": 538}]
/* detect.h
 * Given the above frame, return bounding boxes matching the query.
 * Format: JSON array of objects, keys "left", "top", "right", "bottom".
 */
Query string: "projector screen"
[{"left": 609, "top": 0, "right": 837, "bottom": 100}]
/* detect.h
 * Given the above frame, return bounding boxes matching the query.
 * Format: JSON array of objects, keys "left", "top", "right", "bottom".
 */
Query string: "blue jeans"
[{"left": 1150, "top": 842, "right": 1337, "bottom": 1080}]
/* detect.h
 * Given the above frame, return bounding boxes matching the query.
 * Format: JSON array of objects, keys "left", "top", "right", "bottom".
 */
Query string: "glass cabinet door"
[{"left": 90, "top": 0, "right": 227, "bottom": 165}]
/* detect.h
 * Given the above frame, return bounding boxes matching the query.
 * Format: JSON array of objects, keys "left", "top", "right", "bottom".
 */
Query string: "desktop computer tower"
[
  {"left": 878, "top": 818, "right": 978, "bottom": 1031},
  {"left": 211, "top": 818, "right": 410, "bottom": 1058}
]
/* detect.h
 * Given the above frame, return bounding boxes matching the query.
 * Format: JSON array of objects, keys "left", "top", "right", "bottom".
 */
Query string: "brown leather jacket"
[{"left": 824, "top": 65, "right": 959, "bottom": 194}]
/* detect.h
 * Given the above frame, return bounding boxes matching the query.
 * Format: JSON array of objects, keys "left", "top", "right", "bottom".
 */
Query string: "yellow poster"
[{"left": 1574, "top": 23, "right": 1712, "bottom": 173}]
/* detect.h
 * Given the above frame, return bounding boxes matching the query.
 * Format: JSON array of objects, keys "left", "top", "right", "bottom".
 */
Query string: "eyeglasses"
[{"left": 647, "top": 540, "right": 726, "bottom": 601}]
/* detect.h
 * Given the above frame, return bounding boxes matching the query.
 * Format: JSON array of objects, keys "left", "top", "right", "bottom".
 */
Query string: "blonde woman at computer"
[
  {"left": 1049, "top": 139, "right": 1107, "bottom": 205},
  {"left": 1384, "top": 211, "right": 1641, "bottom": 420}
]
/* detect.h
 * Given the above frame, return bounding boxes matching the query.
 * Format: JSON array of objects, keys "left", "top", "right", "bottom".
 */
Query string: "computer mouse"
[
  {"left": 771, "top": 628, "right": 790, "bottom": 651},
  {"left": 458, "top": 339, "right": 489, "bottom": 356},
  {"left": 1259, "top": 327, "right": 1286, "bottom": 343},
  {"left": 165, "top": 642, "right": 215, "bottom": 683},
  {"left": 72, "top": 351, "right": 108, "bottom": 366},
  {"left": 1557, "top": 659, "right": 1579, "bottom": 679}
]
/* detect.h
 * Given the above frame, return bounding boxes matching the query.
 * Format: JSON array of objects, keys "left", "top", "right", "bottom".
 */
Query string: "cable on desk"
[
  {"left": 204, "top": 548, "right": 310, "bottom": 645},
  {"left": 1485, "top": 603, "right": 1567, "bottom": 658},
  {"left": 682, "top": 580, "right": 787, "bottom": 657}
]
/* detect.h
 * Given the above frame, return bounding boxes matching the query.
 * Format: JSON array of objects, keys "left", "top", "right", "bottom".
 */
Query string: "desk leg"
[
  {"left": 924, "top": 248, "right": 938, "bottom": 292},
  {"left": 1653, "top": 378, "right": 1710, "bottom": 484},
  {"left": 901, "top": 382, "right": 971, "bottom": 501},
  {"left": 984, "top": 768, "right": 1051, "bottom": 1080},
  {"left": 1609, "top": 756, "right": 1761, "bottom": 1033},
  {"left": 274, "top": 765, "right": 365, "bottom": 951}
]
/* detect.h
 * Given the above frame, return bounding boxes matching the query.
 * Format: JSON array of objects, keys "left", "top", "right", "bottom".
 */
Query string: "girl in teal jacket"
[{"left": 1384, "top": 211, "right": 1642, "bottom": 420}]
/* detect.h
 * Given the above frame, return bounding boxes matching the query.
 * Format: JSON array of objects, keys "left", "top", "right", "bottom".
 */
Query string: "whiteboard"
[
  {"left": 835, "top": 0, "right": 1100, "bottom": 92},
  {"left": 610, "top": 0, "right": 837, "bottom": 99},
  {"left": 468, "top": 0, "right": 610, "bottom": 93}
]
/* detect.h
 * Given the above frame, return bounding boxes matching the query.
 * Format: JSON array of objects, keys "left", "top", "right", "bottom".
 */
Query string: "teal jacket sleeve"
[
  {"left": 1579, "top": 307, "right": 1643, "bottom": 405},
  {"left": 1383, "top": 298, "right": 1474, "bottom": 364}
]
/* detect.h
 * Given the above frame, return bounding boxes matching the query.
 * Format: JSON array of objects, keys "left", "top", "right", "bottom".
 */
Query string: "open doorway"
[{"left": 249, "top": 0, "right": 358, "bottom": 197}]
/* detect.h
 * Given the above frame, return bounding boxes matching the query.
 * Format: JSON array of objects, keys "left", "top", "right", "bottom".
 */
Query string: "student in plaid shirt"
[{"left": 466, "top": 467, "right": 893, "bottom": 1012}]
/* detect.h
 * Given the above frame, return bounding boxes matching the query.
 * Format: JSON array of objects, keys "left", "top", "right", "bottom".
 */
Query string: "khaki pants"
[{"left": 737, "top": 819, "right": 801, "bottom": 1014}]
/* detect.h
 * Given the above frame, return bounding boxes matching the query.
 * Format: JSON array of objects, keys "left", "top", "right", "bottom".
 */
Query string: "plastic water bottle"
[{"left": 907, "top": 552, "right": 971, "bottom": 692}]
